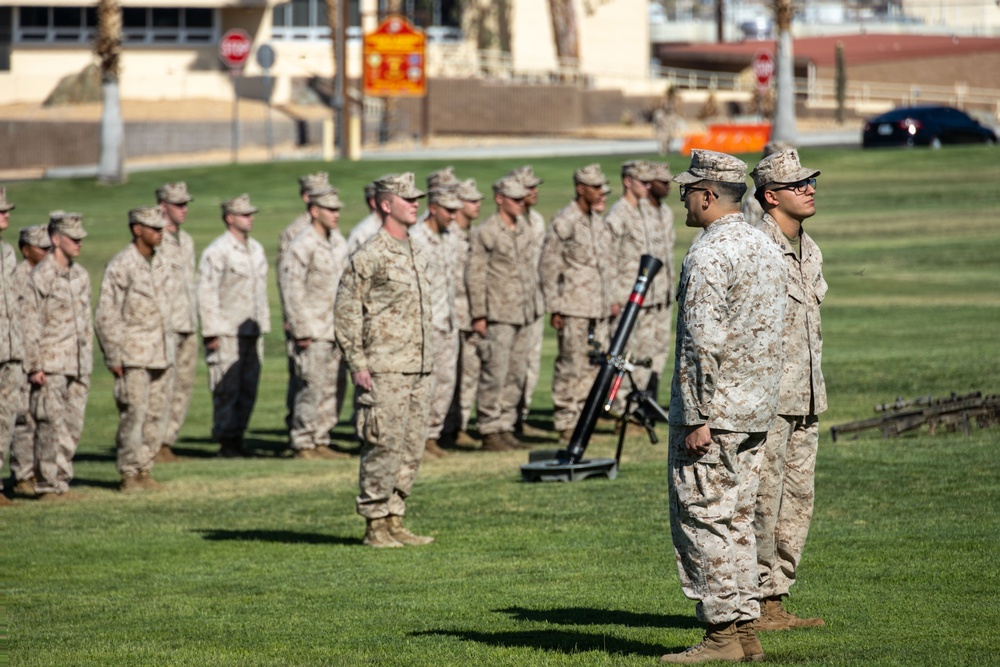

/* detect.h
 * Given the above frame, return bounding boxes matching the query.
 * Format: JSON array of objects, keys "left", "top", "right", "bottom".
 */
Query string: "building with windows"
[{"left": 0, "top": 0, "right": 651, "bottom": 107}]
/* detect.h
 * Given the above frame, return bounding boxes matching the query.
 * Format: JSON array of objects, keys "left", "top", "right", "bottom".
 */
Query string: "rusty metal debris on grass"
[{"left": 830, "top": 392, "right": 1000, "bottom": 442}]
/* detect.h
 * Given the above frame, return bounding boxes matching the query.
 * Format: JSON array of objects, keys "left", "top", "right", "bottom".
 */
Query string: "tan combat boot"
[
  {"left": 453, "top": 431, "right": 479, "bottom": 447},
  {"left": 558, "top": 429, "right": 574, "bottom": 446},
  {"left": 314, "top": 446, "right": 349, "bottom": 460},
  {"left": 154, "top": 445, "right": 179, "bottom": 463},
  {"left": 363, "top": 517, "right": 404, "bottom": 548},
  {"left": 755, "top": 596, "right": 825, "bottom": 631},
  {"left": 502, "top": 432, "right": 530, "bottom": 450},
  {"left": 735, "top": 620, "right": 764, "bottom": 661},
  {"left": 13, "top": 479, "right": 36, "bottom": 498},
  {"left": 138, "top": 470, "right": 164, "bottom": 490},
  {"left": 386, "top": 515, "right": 435, "bottom": 545},
  {"left": 423, "top": 439, "right": 450, "bottom": 458},
  {"left": 659, "top": 622, "right": 746, "bottom": 664},
  {"left": 480, "top": 433, "right": 512, "bottom": 452},
  {"left": 119, "top": 474, "right": 143, "bottom": 493}
]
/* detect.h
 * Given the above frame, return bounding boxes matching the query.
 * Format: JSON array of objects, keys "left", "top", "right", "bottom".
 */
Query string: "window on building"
[{"left": 12, "top": 6, "right": 215, "bottom": 44}]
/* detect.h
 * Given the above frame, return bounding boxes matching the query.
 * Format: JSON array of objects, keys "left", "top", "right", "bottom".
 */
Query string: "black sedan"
[{"left": 862, "top": 106, "right": 997, "bottom": 149}]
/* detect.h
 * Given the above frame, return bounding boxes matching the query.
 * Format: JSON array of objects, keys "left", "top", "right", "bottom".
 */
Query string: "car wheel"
[
  {"left": 929, "top": 136, "right": 942, "bottom": 150},
  {"left": 985, "top": 137, "right": 996, "bottom": 146}
]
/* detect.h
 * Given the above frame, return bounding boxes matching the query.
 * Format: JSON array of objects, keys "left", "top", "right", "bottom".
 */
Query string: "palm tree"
[
  {"left": 95, "top": 0, "right": 125, "bottom": 183},
  {"left": 548, "top": 0, "right": 579, "bottom": 63},
  {"left": 771, "top": 0, "right": 798, "bottom": 146}
]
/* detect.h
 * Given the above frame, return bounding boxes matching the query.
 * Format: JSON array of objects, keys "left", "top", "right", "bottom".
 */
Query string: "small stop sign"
[
  {"left": 220, "top": 29, "right": 252, "bottom": 70},
  {"left": 752, "top": 50, "right": 774, "bottom": 87}
]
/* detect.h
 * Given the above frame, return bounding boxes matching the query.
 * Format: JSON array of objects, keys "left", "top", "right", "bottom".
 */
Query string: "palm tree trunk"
[{"left": 96, "top": 0, "right": 125, "bottom": 184}]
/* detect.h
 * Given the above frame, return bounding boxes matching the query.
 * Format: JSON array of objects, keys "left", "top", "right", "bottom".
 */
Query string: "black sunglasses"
[{"left": 771, "top": 178, "right": 817, "bottom": 195}]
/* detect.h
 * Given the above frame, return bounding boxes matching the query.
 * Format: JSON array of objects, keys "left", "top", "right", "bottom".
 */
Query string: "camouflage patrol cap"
[
  {"left": 457, "top": 178, "right": 485, "bottom": 202},
  {"left": 621, "top": 160, "right": 655, "bottom": 181},
  {"left": 0, "top": 188, "right": 14, "bottom": 212},
  {"left": 673, "top": 149, "right": 747, "bottom": 185},
  {"left": 426, "top": 166, "right": 460, "bottom": 190},
  {"left": 493, "top": 175, "right": 529, "bottom": 199},
  {"left": 511, "top": 165, "right": 543, "bottom": 188},
  {"left": 428, "top": 187, "right": 462, "bottom": 210},
  {"left": 363, "top": 180, "right": 379, "bottom": 201},
  {"left": 19, "top": 225, "right": 52, "bottom": 249},
  {"left": 601, "top": 183, "right": 613, "bottom": 195},
  {"left": 298, "top": 172, "right": 330, "bottom": 194},
  {"left": 750, "top": 148, "right": 821, "bottom": 189},
  {"left": 50, "top": 212, "right": 87, "bottom": 240},
  {"left": 156, "top": 182, "right": 193, "bottom": 205},
  {"left": 375, "top": 173, "right": 425, "bottom": 199},
  {"left": 129, "top": 206, "right": 167, "bottom": 229},
  {"left": 650, "top": 162, "right": 673, "bottom": 182},
  {"left": 309, "top": 189, "right": 343, "bottom": 210},
  {"left": 573, "top": 163, "right": 609, "bottom": 187},
  {"left": 221, "top": 194, "right": 259, "bottom": 216}
]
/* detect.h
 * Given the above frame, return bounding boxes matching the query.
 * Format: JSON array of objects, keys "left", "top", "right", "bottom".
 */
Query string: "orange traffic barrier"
[{"left": 681, "top": 123, "right": 772, "bottom": 156}]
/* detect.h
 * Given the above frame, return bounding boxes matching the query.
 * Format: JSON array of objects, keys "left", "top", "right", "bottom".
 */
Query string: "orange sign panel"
[{"left": 363, "top": 16, "right": 426, "bottom": 98}]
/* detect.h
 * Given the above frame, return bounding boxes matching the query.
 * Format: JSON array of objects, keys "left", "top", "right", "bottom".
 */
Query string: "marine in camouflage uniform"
[
  {"left": 539, "top": 164, "right": 617, "bottom": 443},
  {"left": 510, "top": 165, "right": 547, "bottom": 435},
  {"left": 156, "top": 182, "right": 198, "bottom": 463},
  {"left": 646, "top": 162, "right": 677, "bottom": 388},
  {"left": 276, "top": 173, "right": 343, "bottom": 436},
  {"left": 749, "top": 149, "right": 827, "bottom": 631},
  {"left": 465, "top": 175, "right": 544, "bottom": 452},
  {"left": 442, "top": 178, "right": 484, "bottom": 447},
  {"left": 662, "top": 150, "right": 786, "bottom": 664},
  {"left": 345, "top": 180, "right": 382, "bottom": 256},
  {"left": 197, "top": 194, "right": 270, "bottom": 457},
  {"left": 335, "top": 173, "right": 436, "bottom": 548},
  {"left": 606, "top": 160, "right": 676, "bottom": 414},
  {"left": 282, "top": 189, "right": 350, "bottom": 460},
  {"left": 7, "top": 225, "right": 51, "bottom": 497},
  {"left": 22, "top": 214, "right": 93, "bottom": 500},
  {"left": 410, "top": 184, "right": 461, "bottom": 458},
  {"left": 95, "top": 207, "right": 176, "bottom": 491},
  {"left": 0, "top": 189, "right": 22, "bottom": 505}
]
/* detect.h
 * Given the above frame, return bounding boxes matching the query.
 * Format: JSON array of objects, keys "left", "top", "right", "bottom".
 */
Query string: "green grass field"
[{"left": 2, "top": 145, "right": 1000, "bottom": 666}]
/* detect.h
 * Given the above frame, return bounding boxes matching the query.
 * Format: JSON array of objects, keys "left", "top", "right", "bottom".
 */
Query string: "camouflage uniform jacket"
[
  {"left": 277, "top": 212, "right": 310, "bottom": 275},
  {"left": 95, "top": 244, "right": 175, "bottom": 370},
  {"left": 410, "top": 218, "right": 457, "bottom": 333},
  {"left": 1, "top": 240, "right": 22, "bottom": 363},
  {"left": 448, "top": 221, "right": 473, "bottom": 331},
  {"left": 282, "top": 224, "right": 348, "bottom": 342},
  {"left": 346, "top": 212, "right": 381, "bottom": 256},
  {"left": 526, "top": 209, "right": 546, "bottom": 268},
  {"left": 466, "top": 213, "right": 543, "bottom": 325},
  {"left": 606, "top": 197, "right": 674, "bottom": 307},
  {"left": 656, "top": 201, "right": 677, "bottom": 300},
  {"left": 755, "top": 213, "right": 828, "bottom": 416},
  {"left": 539, "top": 200, "right": 614, "bottom": 319},
  {"left": 668, "top": 213, "right": 787, "bottom": 432},
  {"left": 197, "top": 232, "right": 271, "bottom": 339},
  {"left": 161, "top": 228, "right": 198, "bottom": 335},
  {"left": 22, "top": 255, "right": 93, "bottom": 377},
  {"left": 335, "top": 229, "right": 433, "bottom": 375}
]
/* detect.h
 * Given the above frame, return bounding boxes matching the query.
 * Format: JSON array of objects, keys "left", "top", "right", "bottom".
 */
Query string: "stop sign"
[
  {"left": 219, "top": 29, "right": 252, "bottom": 70},
  {"left": 751, "top": 50, "right": 774, "bottom": 87}
]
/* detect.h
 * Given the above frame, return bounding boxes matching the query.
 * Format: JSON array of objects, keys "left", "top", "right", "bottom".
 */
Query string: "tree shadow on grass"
[
  {"left": 71, "top": 477, "right": 122, "bottom": 491},
  {"left": 73, "top": 451, "right": 116, "bottom": 463},
  {"left": 496, "top": 606, "right": 700, "bottom": 631},
  {"left": 194, "top": 528, "right": 360, "bottom": 546},
  {"left": 412, "top": 628, "right": 678, "bottom": 659}
]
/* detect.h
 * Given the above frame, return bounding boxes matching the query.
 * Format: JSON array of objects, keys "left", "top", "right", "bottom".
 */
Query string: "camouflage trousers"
[
  {"left": 10, "top": 368, "right": 36, "bottom": 483},
  {"left": 754, "top": 414, "right": 819, "bottom": 599},
  {"left": 611, "top": 305, "right": 671, "bottom": 414},
  {"left": 518, "top": 317, "right": 544, "bottom": 424},
  {"left": 476, "top": 322, "right": 532, "bottom": 436},
  {"left": 355, "top": 372, "right": 431, "bottom": 519},
  {"left": 552, "top": 317, "right": 607, "bottom": 433},
  {"left": 0, "top": 360, "right": 21, "bottom": 492},
  {"left": 207, "top": 335, "right": 262, "bottom": 441},
  {"left": 289, "top": 339, "right": 347, "bottom": 450},
  {"left": 163, "top": 331, "right": 198, "bottom": 447},
  {"left": 31, "top": 373, "right": 89, "bottom": 495},
  {"left": 115, "top": 367, "right": 174, "bottom": 476},
  {"left": 669, "top": 426, "right": 766, "bottom": 625},
  {"left": 444, "top": 330, "right": 481, "bottom": 435},
  {"left": 426, "top": 328, "right": 458, "bottom": 441}
]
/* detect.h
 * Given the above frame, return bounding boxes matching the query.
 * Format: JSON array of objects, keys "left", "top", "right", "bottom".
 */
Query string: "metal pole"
[{"left": 231, "top": 69, "right": 240, "bottom": 163}]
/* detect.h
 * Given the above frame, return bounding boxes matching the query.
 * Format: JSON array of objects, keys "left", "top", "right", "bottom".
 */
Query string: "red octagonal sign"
[
  {"left": 752, "top": 50, "right": 774, "bottom": 87},
  {"left": 220, "top": 29, "right": 252, "bottom": 70}
]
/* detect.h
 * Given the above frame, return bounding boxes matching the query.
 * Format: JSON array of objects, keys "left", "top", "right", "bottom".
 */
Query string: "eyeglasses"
[
  {"left": 771, "top": 178, "right": 817, "bottom": 195},
  {"left": 680, "top": 185, "right": 714, "bottom": 200}
]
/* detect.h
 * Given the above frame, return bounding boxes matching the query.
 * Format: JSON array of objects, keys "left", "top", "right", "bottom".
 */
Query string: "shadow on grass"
[
  {"left": 71, "top": 477, "right": 122, "bottom": 491},
  {"left": 413, "top": 628, "right": 677, "bottom": 658},
  {"left": 496, "top": 606, "right": 700, "bottom": 631},
  {"left": 195, "top": 528, "right": 360, "bottom": 546},
  {"left": 73, "top": 451, "right": 116, "bottom": 463}
]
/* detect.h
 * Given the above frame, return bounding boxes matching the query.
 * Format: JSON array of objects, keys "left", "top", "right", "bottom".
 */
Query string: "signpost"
[
  {"left": 219, "top": 29, "right": 252, "bottom": 162},
  {"left": 363, "top": 15, "right": 427, "bottom": 144},
  {"left": 256, "top": 43, "right": 276, "bottom": 159}
]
